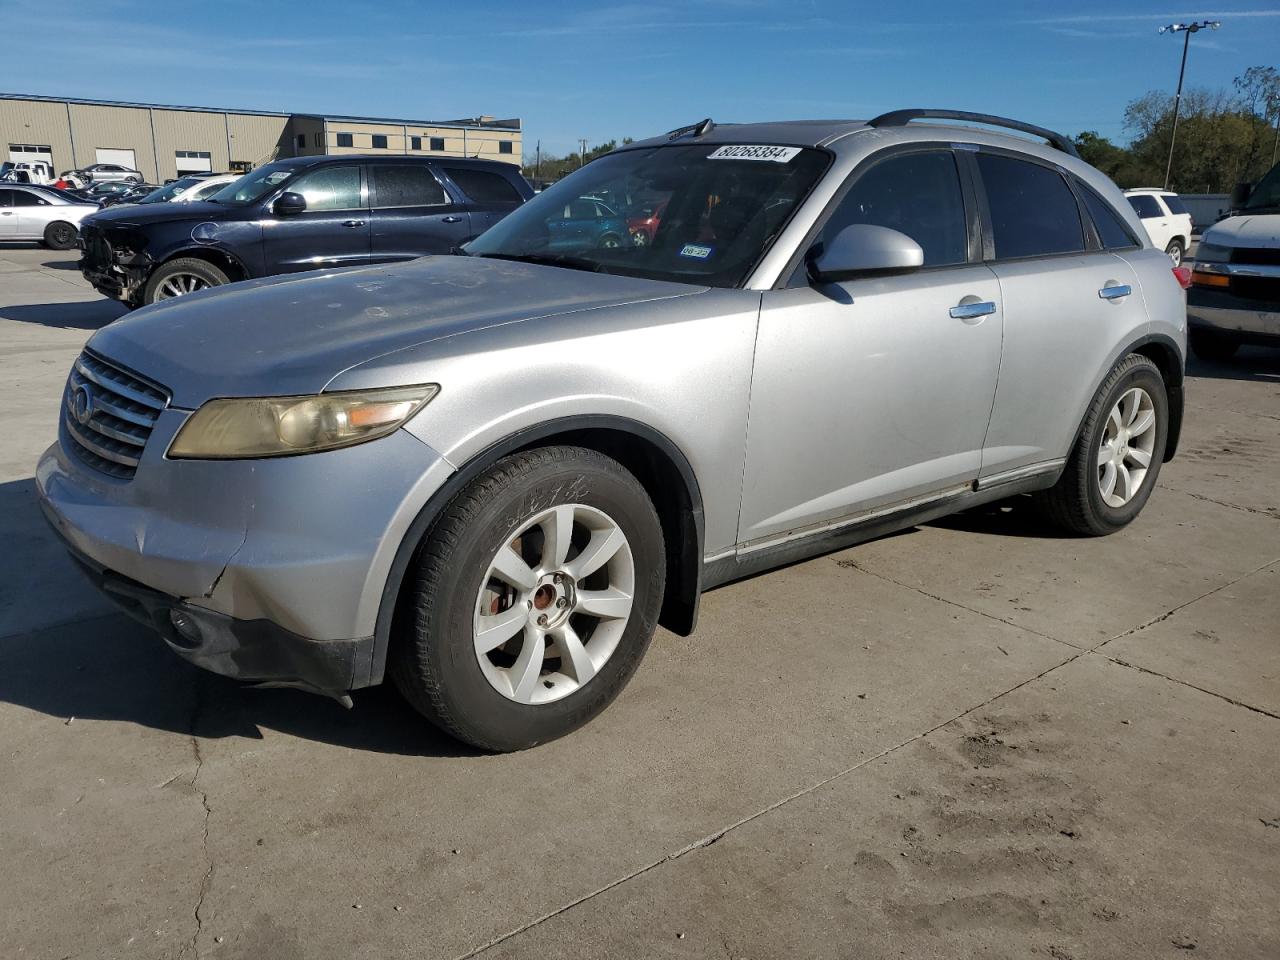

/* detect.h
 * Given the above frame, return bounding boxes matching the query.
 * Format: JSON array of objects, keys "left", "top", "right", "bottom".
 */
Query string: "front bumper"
[
  {"left": 37, "top": 413, "right": 453, "bottom": 691},
  {"left": 1188, "top": 286, "right": 1280, "bottom": 342}
]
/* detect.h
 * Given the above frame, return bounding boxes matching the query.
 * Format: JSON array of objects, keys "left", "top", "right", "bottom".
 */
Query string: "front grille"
[
  {"left": 79, "top": 224, "right": 113, "bottom": 268},
  {"left": 1230, "top": 276, "right": 1280, "bottom": 303},
  {"left": 63, "top": 350, "right": 170, "bottom": 479},
  {"left": 1231, "top": 247, "right": 1280, "bottom": 267}
]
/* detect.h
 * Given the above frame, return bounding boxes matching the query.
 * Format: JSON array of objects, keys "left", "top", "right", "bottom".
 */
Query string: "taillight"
[{"left": 1172, "top": 265, "right": 1192, "bottom": 289}]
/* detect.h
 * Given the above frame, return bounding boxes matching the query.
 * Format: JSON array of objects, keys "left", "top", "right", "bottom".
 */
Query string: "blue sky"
[{"left": 3, "top": 1, "right": 1278, "bottom": 157}]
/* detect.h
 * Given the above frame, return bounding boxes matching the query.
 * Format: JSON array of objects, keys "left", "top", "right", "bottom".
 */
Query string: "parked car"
[
  {"left": 545, "top": 196, "right": 631, "bottom": 249},
  {"left": 1, "top": 160, "right": 54, "bottom": 185},
  {"left": 84, "top": 180, "right": 144, "bottom": 204},
  {"left": 0, "top": 183, "right": 100, "bottom": 248},
  {"left": 627, "top": 198, "right": 667, "bottom": 246},
  {"left": 1186, "top": 158, "right": 1280, "bottom": 360},
  {"left": 78, "top": 155, "right": 533, "bottom": 306},
  {"left": 38, "top": 110, "right": 1188, "bottom": 751},
  {"left": 1124, "top": 189, "right": 1194, "bottom": 266},
  {"left": 75, "top": 163, "right": 144, "bottom": 184},
  {"left": 99, "top": 182, "right": 162, "bottom": 207}
]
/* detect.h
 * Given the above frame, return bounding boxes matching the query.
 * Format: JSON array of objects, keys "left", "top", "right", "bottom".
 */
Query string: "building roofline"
[{"left": 0, "top": 93, "right": 520, "bottom": 131}]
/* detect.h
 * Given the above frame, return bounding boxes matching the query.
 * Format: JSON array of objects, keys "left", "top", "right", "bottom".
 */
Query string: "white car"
[
  {"left": 0, "top": 160, "right": 54, "bottom": 185},
  {"left": 1124, "top": 189, "right": 1194, "bottom": 266},
  {"left": 133, "top": 174, "right": 239, "bottom": 206},
  {"left": 0, "top": 183, "right": 100, "bottom": 248}
]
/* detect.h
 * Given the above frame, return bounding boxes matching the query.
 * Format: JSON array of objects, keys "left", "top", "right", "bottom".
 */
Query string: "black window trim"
[
  {"left": 779, "top": 141, "right": 984, "bottom": 289},
  {"left": 367, "top": 161, "right": 453, "bottom": 210},
  {"left": 965, "top": 145, "right": 1099, "bottom": 264}
]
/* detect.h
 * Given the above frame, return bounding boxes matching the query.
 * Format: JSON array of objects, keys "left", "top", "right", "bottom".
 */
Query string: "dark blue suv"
[{"left": 78, "top": 155, "right": 533, "bottom": 306}]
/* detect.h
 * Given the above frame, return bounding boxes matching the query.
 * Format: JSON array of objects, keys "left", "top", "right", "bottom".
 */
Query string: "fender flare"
[
  {"left": 158, "top": 244, "right": 252, "bottom": 280},
  {"left": 361, "top": 415, "right": 705, "bottom": 687}
]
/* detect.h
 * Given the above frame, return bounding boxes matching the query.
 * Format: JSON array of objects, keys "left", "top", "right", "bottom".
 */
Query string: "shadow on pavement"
[
  {"left": 0, "top": 299, "right": 126, "bottom": 330},
  {"left": 40, "top": 259, "right": 81, "bottom": 271},
  {"left": 928, "top": 494, "right": 1078, "bottom": 540},
  {"left": 1187, "top": 347, "right": 1280, "bottom": 383}
]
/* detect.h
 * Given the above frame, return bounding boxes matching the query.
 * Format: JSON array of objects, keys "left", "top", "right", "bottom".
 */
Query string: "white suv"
[{"left": 1125, "top": 189, "right": 1194, "bottom": 266}]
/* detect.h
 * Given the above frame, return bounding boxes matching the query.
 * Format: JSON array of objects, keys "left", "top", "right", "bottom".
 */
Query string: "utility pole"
[
  {"left": 579, "top": 138, "right": 588, "bottom": 167},
  {"left": 1271, "top": 93, "right": 1279, "bottom": 167},
  {"left": 1158, "top": 19, "right": 1221, "bottom": 190},
  {"left": 535, "top": 140, "right": 541, "bottom": 179}
]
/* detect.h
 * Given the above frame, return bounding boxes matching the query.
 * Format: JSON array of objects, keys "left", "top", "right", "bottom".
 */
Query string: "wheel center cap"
[{"left": 532, "top": 584, "right": 556, "bottom": 611}]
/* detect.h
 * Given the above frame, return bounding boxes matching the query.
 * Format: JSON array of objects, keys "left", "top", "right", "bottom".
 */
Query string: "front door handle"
[
  {"left": 1098, "top": 283, "right": 1132, "bottom": 300},
  {"left": 342, "top": 219, "right": 365, "bottom": 228},
  {"left": 441, "top": 215, "right": 463, "bottom": 223},
  {"left": 950, "top": 300, "right": 997, "bottom": 321}
]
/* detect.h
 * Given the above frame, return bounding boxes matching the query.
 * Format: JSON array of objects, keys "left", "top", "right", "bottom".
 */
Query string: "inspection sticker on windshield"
[
  {"left": 707, "top": 145, "right": 802, "bottom": 163},
  {"left": 679, "top": 243, "right": 714, "bottom": 260}
]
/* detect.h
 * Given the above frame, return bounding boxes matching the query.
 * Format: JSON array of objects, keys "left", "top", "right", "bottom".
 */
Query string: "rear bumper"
[{"left": 1187, "top": 287, "right": 1280, "bottom": 342}]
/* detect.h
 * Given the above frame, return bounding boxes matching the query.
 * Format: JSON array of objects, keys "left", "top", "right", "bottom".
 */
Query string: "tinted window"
[
  {"left": 445, "top": 167, "right": 522, "bottom": 204},
  {"left": 370, "top": 165, "right": 446, "bottom": 207},
  {"left": 335, "top": 133, "right": 353, "bottom": 148},
  {"left": 1080, "top": 186, "right": 1137, "bottom": 249},
  {"left": 411, "top": 136, "right": 422, "bottom": 151},
  {"left": 291, "top": 166, "right": 362, "bottom": 210},
  {"left": 372, "top": 134, "right": 388, "bottom": 150},
  {"left": 1162, "top": 194, "right": 1190, "bottom": 216},
  {"left": 11, "top": 190, "right": 46, "bottom": 206},
  {"left": 822, "top": 151, "right": 967, "bottom": 267},
  {"left": 0, "top": 189, "right": 12, "bottom": 207},
  {"left": 430, "top": 137, "right": 445, "bottom": 151},
  {"left": 499, "top": 141, "right": 513, "bottom": 155},
  {"left": 978, "top": 154, "right": 1084, "bottom": 259},
  {"left": 1127, "top": 194, "right": 1162, "bottom": 219}
]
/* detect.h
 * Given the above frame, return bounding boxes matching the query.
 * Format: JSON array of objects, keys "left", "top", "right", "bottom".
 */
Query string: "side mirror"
[
  {"left": 274, "top": 192, "right": 307, "bottom": 216},
  {"left": 1230, "top": 181, "right": 1253, "bottom": 209},
  {"left": 807, "top": 224, "right": 924, "bottom": 283}
]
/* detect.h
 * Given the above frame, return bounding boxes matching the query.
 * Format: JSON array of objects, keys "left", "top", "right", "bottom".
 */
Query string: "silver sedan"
[{"left": 0, "top": 184, "right": 99, "bottom": 249}]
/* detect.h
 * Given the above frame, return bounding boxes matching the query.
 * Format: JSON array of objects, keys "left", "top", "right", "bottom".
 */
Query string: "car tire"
[
  {"left": 1035, "top": 354, "right": 1168, "bottom": 537},
  {"left": 42, "top": 221, "right": 78, "bottom": 250},
  {"left": 1164, "top": 239, "right": 1184, "bottom": 267},
  {"left": 1189, "top": 329, "right": 1239, "bottom": 363},
  {"left": 390, "top": 445, "right": 665, "bottom": 752},
  {"left": 143, "top": 258, "right": 229, "bottom": 304}
]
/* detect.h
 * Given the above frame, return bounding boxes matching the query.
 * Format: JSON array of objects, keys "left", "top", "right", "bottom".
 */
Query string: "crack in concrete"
[
  {"left": 1164, "top": 485, "right": 1280, "bottom": 520},
  {"left": 1094, "top": 652, "right": 1280, "bottom": 720},
  {"left": 179, "top": 676, "right": 213, "bottom": 960}
]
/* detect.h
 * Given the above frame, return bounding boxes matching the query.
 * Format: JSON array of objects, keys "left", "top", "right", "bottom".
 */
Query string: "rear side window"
[
  {"left": 370, "top": 165, "right": 447, "bottom": 207},
  {"left": 1162, "top": 194, "right": 1189, "bottom": 216},
  {"left": 822, "top": 151, "right": 968, "bottom": 267},
  {"left": 11, "top": 190, "right": 46, "bottom": 206},
  {"left": 1079, "top": 186, "right": 1138, "bottom": 249},
  {"left": 444, "top": 167, "right": 522, "bottom": 204},
  {"left": 978, "top": 154, "right": 1084, "bottom": 259},
  {"left": 1126, "top": 194, "right": 1162, "bottom": 219}
]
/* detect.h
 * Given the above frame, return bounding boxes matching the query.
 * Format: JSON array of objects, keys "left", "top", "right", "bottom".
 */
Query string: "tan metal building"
[{"left": 1, "top": 93, "right": 522, "bottom": 183}]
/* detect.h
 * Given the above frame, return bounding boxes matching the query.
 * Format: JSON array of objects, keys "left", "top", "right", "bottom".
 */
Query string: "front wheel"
[
  {"left": 43, "top": 221, "right": 78, "bottom": 250},
  {"left": 1164, "top": 239, "right": 1184, "bottom": 267},
  {"left": 143, "top": 257, "right": 229, "bottom": 304},
  {"left": 1035, "top": 354, "right": 1168, "bottom": 536},
  {"left": 390, "top": 446, "right": 665, "bottom": 751}
]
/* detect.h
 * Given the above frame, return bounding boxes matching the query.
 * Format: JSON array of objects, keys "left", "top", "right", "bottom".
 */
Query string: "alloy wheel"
[
  {"left": 155, "top": 272, "right": 210, "bottom": 300},
  {"left": 1098, "top": 386, "right": 1157, "bottom": 508},
  {"left": 473, "top": 503, "right": 635, "bottom": 705}
]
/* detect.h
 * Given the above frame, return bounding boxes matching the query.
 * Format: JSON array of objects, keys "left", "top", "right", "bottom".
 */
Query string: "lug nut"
[
  {"left": 556, "top": 598, "right": 568, "bottom": 609},
  {"left": 537, "top": 614, "right": 548, "bottom": 627},
  {"left": 553, "top": 574, "right": 564, "bottom": 584}
]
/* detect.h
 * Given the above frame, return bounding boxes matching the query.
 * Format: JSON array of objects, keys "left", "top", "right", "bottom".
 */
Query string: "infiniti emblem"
[{"left": 72, "top": 384, "right": 95, "bottom": 425}]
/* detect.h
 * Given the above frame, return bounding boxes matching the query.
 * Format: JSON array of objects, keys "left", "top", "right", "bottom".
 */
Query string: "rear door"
[
  {"left": 368, "top": 163, "right": 469, "bottom": 260},
  {"left": 261, "top": 163, "right": 371, "bottom": 273},
  {"left": 439, "top": 165, "right": 527, "bottom": 235},
  {"left": 975, "top": 151, "right": 1149, "bottom": 480}
]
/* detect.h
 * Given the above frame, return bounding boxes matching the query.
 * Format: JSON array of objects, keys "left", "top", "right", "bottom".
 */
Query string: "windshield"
[
  {"left": 1244, "top": 160, "right": 1280, "bottom": 211},
  {"left": 464, "top": 144, "right": 830, "bottom": 287},
  {"left": 139, "top": 178, "right": 199, "bottom": 203},
  {"left": 208, "top": 162, "right": 297, "bottom": 205}
]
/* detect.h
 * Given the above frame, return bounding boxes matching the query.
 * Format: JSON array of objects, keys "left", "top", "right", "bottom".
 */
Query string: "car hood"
[
  {"left": 88, "top": 255, "right": 706, "bottom": 408},
  {"left": 1203, "top": 214, "right": 1280, "bottom": 249},
  {"left": 86, "top": 200, "right": 235, "bottom": 228}
]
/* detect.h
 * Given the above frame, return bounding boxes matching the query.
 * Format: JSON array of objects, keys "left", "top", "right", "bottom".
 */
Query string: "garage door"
[
  {"left": 175, "top": 150, "right": 213, "bottom": 175},
  {"left": 95, "top": 148, "right": 137, "bottom": 168},
  {"left": 9, "top": 143, "right": 53, "bottom": 166}
]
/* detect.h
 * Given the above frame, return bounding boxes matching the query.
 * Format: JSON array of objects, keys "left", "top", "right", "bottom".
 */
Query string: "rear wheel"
[
  {"left": 1164, "top": 239, "right": 1184, "bottom": 267},
  {"left": 1189, "top": 329, "right": 1239, "bottom": 363},
  {"left": 390, "top": 446, "right": 665, "bottom": 751},
  {"left": 42, "top": 221, "right": 78, "bottom": 250},
  {"left": 143, "top": 257, "right": 229, "bottom": 305},
  {"left": 1035, "top": 354, "right": 1168, "bottom": 536}
]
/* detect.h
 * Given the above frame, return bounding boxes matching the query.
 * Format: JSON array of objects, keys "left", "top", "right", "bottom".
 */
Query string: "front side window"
[
  {"left": 977, "top": 154, "right": 1085, "bottom": 259},
  {"left": 370, "top": 165, "right": 446, "bottom": 207},
  {"left": 465, "top": 144, "right": 829, "bottom": 288},
  {"left": 291, "top": 166, "right": 362, "bottom": 210},
  {"left": 1080, "top": 186, "right": 1137, "bottom": 249},
  {"left": 372, "top": 134, "right": 388, "bottom": 150},
  {"left": 11, "top": 190, "right": 47, "bottom": 207},
  {"left": 1127, "top": 194, "right": 1162, "bottom": 219},
  {"left": 821, "top": 151, "right": 968, "bottom": 267},
  {"left": 445, "top": 167, "right": 521, "bottom": 204},
  {"left": 336, "top": 133, "right": 354, "bottom": 148}
]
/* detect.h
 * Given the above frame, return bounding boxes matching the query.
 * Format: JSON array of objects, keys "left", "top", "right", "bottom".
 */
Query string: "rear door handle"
[
  {"left": 950, "top": 300, "right": 997, "bottom": 321},
  {"left": 441, "top": 215, "right": 463, "bottom": 223},
  {"left": 1098, "top": 284, "right": 1132, "bottom": 300},
  {"left": 342, "top": 219, "right": 365, "bottom": 228}
]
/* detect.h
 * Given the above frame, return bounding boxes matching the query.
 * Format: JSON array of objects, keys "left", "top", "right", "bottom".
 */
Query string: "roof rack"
[{"left": 867, "top": 109, "right": 1079, "bottom": 159}]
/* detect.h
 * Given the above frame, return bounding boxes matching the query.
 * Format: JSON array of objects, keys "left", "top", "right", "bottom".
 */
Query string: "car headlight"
[
  {"left": 1193, "top": 242, "right": 1230, "bottom": 263},
  {"left": 168, "top": 384, "right": 438, "bottom": 459}
]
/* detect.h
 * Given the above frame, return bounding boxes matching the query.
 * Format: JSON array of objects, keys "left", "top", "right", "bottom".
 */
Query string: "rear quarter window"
[
  {"left": 977, "top": 153, "right": 1085, "bottom": 259},
  {"left": 444, "top": 168, "right": 522, "bottom": 204},
  {"left": 1079, "top": 186, "right": 1139, "bottom": 249},
  {"left": 1162, "top": 194, "right": 1190, "bottom": 216}
]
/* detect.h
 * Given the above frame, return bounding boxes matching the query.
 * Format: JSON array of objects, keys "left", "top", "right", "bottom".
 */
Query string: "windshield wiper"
[{"left": 477, "top": 252, "right": 608, "bottom": 274}]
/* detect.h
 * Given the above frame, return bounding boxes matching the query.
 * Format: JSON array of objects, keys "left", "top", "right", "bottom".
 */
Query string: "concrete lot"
[{"left": 1, "top": 243, "right": 1277, "bottom": 960}]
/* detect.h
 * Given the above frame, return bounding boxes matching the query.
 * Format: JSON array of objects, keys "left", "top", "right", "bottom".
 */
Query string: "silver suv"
[{"left": 37, "top": 110, "right": 1188, "bottom": 751}]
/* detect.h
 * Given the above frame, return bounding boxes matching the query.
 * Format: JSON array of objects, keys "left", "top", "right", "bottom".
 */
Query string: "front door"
[
  {"left": 738, "top": 148, "right": 1003, "bottom": 546},
  {"left": 367, "top": 163, "right": 470, "bottom": 261},
  {"left": 0, "top": 189, "right": 15, "bottom": 236},
  {"left": 263, "top": 164, "right": 371, "bottom": 273}
]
